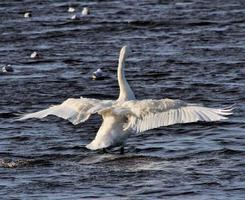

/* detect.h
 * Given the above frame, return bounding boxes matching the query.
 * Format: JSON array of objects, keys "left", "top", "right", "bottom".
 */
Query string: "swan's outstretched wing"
[
  {"left": 18, "top": 97, "right": 115, "bottom": 125},
  {"left": 113, "top": 99, "right": 234, "bottom": 133}
]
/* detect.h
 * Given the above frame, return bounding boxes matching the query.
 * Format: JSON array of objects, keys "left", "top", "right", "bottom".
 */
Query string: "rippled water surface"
[{"left": 0, "top": 0, "right": 245, "bottom": 199}]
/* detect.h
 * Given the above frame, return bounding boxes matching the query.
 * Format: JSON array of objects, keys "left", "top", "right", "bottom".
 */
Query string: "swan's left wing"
[
  {"left": 114, "top": 99, "right": 234, "bottom": 133},
  {"left": 18, "top": 97, "right": 115, "bottom": 125}
]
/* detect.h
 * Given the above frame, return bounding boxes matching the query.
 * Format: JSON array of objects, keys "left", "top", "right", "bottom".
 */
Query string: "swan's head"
[{"left": 119, "top": 45, "right": 131, "bottom": 62}]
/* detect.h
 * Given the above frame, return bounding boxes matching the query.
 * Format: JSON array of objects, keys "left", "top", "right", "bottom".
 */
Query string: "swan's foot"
[{"left": 120, "top": 147, "right": 124, "bottom": 155}]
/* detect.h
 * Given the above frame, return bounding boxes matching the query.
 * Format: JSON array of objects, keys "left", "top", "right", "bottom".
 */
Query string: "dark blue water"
[{"left": 0, "top": 0, "right": 244, "bottom": 199}]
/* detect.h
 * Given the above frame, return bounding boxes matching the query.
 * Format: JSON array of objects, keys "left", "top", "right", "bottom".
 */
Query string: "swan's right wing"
[
  {"left": 112, "top": 99, "right": 234, "bottom": 133},
  {"left": 18, "top": 97, "right": 115, "bottom": 125}
]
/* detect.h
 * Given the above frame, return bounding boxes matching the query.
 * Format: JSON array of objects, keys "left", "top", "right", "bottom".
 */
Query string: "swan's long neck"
[{"left": 117, "top": 46, "right": 135, "bottom": 103}]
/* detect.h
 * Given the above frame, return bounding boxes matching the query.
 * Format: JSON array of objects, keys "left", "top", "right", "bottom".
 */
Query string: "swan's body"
[{"left": 19, "top": 46, "right": 233, "bottom": 152}]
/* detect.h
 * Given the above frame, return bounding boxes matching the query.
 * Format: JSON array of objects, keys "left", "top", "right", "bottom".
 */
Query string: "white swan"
[{"left": 19, "top": 46, "right": 233, "bottom": 153}]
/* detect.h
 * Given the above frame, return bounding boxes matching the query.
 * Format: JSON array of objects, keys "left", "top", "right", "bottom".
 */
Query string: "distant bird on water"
[
  {"left": 71, "top": 14, "right": 79, "bottom": 20},
  {"left": 92, "top": 68, "right": 106, "bottom": 80},
  {"left": 68, "top": 7, "right": 75, "bottom": 13},
  {"left": 24, "top": 12, "right": 32, "bottom": 18},
  {"left": 30, "top": 51, "right": 39, "bottom": 59},
  {"left": 81, "top": 7, "right": 90, "bottom": 16},
  {"left": 1, "top": 64, "right": 14, "bottom": 73},
  {"left": 18, "top": 46, "right": 234, "bottom": 154},
  {"left": 70, "top": 7, "right": 90, "bottom": 20}
]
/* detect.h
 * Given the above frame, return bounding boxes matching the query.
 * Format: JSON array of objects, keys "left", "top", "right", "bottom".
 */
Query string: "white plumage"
[
  {"left": 107, "top": 99, "right": 234, "bottom": 133},
  {"left": 19, "top": 98, "right": 115, "bottom": 125},
  {"left": 18, "top": 46, "right": 233, "bottom": 152}
]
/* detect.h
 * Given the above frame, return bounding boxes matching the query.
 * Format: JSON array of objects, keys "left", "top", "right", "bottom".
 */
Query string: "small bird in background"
[
  {"left": 92, "top": 68, "right": 106, "bottom": 80},
  {"left": 1, "top": 64, "right": 14, "bottom": 73},
  {"left": 81, "top": 7, "right": 90, "bottom": 16},
  {"left": 68, "top": 7, "right": 75, "bottom": 13},
  {"left": 24, "top": 12, "right": 32, "bottom": 18},
  {"left": 71, "top": 14, "right": 79, "bottom": 20},
  {"left": 30, "top": 51, "right": 39, "bottom": 59}
]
